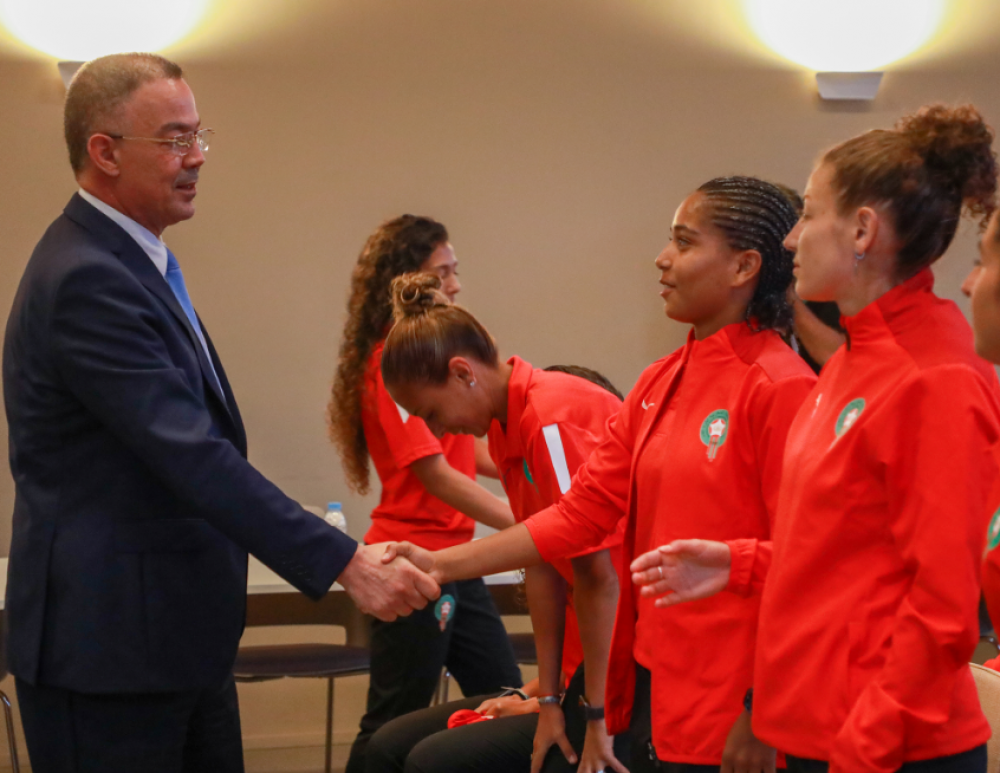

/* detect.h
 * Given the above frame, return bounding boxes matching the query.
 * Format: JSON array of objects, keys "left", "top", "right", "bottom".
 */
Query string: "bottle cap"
[{"left": 327, "top": 502, "right": 342, "bottom": 510}]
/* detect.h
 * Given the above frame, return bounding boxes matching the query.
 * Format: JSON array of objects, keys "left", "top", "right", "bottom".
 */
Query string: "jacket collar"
[
  {"left": 841, "top": 269, "right": 935, "bottom": 349},
  {"left": 494, "top": 355, "right": 533, "bottom": 462}
]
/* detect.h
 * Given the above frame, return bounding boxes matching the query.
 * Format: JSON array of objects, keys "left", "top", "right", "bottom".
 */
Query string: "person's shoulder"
[
  {"left": 754, "top": 337, "right": 818, "bottom": 386},
  {"left": 525, "top": 369, "right": 622, "bottom": 428}
]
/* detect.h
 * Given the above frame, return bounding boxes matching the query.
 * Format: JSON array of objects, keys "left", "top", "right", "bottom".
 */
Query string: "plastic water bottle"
[{"left": 324, "top": 502, "right": 348, "bottom": 533}]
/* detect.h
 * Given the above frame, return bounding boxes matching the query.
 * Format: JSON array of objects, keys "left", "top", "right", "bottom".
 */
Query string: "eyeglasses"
[{"left": 105, "top": 128, "right": 215, "bottom": 156}]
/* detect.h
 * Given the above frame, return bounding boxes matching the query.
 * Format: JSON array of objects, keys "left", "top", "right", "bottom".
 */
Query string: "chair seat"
[
  {"left": 233, "top": 644, "right": 370, "bottom": 681},
  {"left": 508, "top": 633, "right": 537, "bottom": 665}
]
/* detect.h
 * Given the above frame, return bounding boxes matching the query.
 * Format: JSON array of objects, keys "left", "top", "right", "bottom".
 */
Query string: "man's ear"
[
  {"left": 733, "top": 249, "right": 762, "bottom": 290},
  {"left": 87, "top": 134, "right": 122, "bottom": 178}
]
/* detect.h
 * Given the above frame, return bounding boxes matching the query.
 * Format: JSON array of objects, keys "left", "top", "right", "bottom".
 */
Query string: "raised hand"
[
  {"left": 380, "top": 540, "right": 442, "bottom": 583},
  {"left": 630, "top": 539, "right": 732, "bottom": 607},
  {"left": 339, "top": 543, "right": 440, "bottom": 621}
]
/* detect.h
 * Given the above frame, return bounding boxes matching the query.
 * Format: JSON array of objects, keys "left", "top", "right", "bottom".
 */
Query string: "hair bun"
[
  {"left": 897, "top": 103, "right": 998, "bottom": 224},
  {"left": 390, "top": 272, "right": 449, "bottom": 321}
]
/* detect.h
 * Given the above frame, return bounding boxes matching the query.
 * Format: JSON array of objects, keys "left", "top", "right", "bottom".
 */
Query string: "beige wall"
[{"left": 2, "top": 0, "right": 1000, "bottom": 753}]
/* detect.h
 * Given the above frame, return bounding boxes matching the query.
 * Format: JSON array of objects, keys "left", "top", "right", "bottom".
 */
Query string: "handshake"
[{"left": 337, "top": 541, "right": 444, "bottom": 621}]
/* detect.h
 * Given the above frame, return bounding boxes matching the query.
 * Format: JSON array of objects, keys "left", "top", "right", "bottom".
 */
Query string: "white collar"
[{"left": 78, "top": 189, "right": 169, "bottom": 277}]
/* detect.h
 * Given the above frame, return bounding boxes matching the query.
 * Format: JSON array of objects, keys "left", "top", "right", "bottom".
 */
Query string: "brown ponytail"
[
  {"left": 823, "top": 103, "right": 997, "bottom": 275},
  {"left": 382, "top": 273, "right": 499, "bottom": 389}
]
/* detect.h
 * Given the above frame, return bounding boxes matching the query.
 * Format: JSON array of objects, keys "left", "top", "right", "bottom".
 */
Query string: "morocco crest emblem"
[{"left": 699, "top": 409, "right": 729, "bottom": 462}]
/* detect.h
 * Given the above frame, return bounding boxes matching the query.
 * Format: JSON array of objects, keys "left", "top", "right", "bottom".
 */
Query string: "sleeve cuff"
[{"left": 724, "top": 538, "right": 758, "bottom": 597}]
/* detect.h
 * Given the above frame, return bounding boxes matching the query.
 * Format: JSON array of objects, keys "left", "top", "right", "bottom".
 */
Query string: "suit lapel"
[{"left": 64, "top": 194, "right": 235, "bottom": 424}]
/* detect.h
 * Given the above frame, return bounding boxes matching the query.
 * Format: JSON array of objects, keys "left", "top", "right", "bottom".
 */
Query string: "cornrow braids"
[{"left": 697, "top": 176, "right": 798, "bottom": 334}]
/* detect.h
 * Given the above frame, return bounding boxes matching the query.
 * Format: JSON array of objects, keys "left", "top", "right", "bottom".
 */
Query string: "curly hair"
[
  {"left": 329, "top": 215, "right": 448, "bottom": 494},
  {"left": 696, "top": 176, "right": 799, "bottom": 334},
  {"left": 823, "top": 103, "right": 997, "bottom": 275}
]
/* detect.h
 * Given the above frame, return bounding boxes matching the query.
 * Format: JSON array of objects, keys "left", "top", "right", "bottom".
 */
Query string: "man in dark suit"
[{"left": 2, "top": 53, "right": 439, "bottom": 773}]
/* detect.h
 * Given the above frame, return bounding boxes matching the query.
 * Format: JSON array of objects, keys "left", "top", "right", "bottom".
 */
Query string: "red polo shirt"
[
  {"left": 523, "top": 323, "right": 815, "bottom": 764},
  {"left": 362, "top": 341, "right": 476, "bottom": 550},
  {"left": 741, "top": 271, "right": 1000, "bottom": 772},
  {"left": 488, "top": 357, "right": 624, "bottom": 680}
]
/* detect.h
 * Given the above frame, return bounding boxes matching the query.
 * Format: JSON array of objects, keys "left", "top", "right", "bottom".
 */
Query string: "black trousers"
[
  {"left": 345, "top": 577, "right": 522, "bottom": 773},
  {"left": 15, "top": 675, "right": 244, "bottom": 773},
  {"left": 631, "top": 665, "right": 719, "bottom": 773},
  {"left": 366, "top": 664, "right": 631, "bottom": 773},
  {"left": 786, "top": 746, "right": 987, "bottom": 773}
]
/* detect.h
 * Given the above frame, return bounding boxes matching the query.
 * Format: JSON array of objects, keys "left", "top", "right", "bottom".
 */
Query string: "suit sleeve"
[
  {"left": 372, "top": 363, "right": 444, "bottom": 469},
  {"left": 49, "top": 258, "right": 354, "bottom": 599},
  {"left": 829, "top": 367, "right": 1000, "bottom": 773},
  {"left": 523, "top": 395, "right": 635, "bottom": 561},
  {"left": 725, "top": 372, "right": 815, "bottom": 597}
]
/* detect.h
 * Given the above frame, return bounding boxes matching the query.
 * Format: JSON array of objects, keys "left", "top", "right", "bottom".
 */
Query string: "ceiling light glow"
[
  {"left": 0, "top": 0, "right": 209, "bottom": 61},
  {"left": 744, "top": 0, "right": 946, "bottom": 72}
]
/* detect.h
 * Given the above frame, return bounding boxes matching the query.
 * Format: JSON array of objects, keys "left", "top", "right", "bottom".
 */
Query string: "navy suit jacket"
[{"left": 3, "top": 194, "right": 357, "bottom": 693}]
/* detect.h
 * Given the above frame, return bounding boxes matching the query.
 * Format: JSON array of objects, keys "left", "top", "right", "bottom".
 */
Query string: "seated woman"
[
  {"left": 383, "top": 176, "right": 816, "bottom": 773},
  {"left": 366, "top": 273, "right": 629, "bottom": 773}
]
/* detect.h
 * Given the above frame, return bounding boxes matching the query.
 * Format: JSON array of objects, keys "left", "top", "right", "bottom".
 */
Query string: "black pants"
[
  {"left": 786, "top": 746, "right": 987, "bottom": 773},
  {"left": 15, "top": 675, "right": 244, "bottom": 773},
  {"left": 345, "top": 577, "right": 522, "bottom": 773},
  {"left": 631, "top": 665, "right": 719, "bottom": 773},
  {"left": 366, "top": 664, "right": 631, "bottom": 773}
]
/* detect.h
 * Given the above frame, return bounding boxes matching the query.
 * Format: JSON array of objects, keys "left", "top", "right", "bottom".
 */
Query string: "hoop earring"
[{"left": 854, "top": 251, "right": 865, "bottom": 273}]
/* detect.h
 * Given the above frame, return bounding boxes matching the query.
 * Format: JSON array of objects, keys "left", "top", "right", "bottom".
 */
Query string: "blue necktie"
[{"left": 165, "top": 250, "right": 221, "bottom": 392}]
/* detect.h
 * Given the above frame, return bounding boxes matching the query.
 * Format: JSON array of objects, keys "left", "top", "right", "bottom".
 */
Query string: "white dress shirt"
[{"left": 78, "top": 188, "right": 169, "bottom": 277}]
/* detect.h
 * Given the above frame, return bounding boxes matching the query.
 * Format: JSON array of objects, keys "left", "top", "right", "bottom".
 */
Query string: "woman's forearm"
[
  {"left": 570, "top": 550, "right": 619, "bottom": 709},
  {"left": 435, "top": 522, "right": 544, "bottom": 582},
  {"left": 410, "top": 453, "right": 515, "bottom": 530},
  {"left": 525, "top": 563, "right": 569, "bottom": 696}
]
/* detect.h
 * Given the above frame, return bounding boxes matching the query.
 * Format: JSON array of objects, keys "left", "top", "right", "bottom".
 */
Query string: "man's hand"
[
  {"left": 721, "top": 710, "right": 776, "bottom": 773},
  {"left": 531, "top": 704, "right": 576, "bottom": 773},
  {"left": 339, "top": 543, "right": 439, "bottom": 621},
  {"left": 630, "top": 539, "right": 732, "bottom": 607},
  {"left": 578, "top": 719, "right": 629, "bottom": 773},
  {"left": 380, "top": 541, "right": 442, "bottom": 583}
]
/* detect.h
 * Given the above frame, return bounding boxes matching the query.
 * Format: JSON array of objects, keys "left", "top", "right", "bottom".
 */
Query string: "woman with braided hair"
[
  {"left": 330, "top": 215, "right": 522, "bottom": 773},
  {"left": 383, "top": 176, "right": 817, "bottom": 772},
  {"left": 633, "top": 104, "right": 1000, "bottom": 773}
]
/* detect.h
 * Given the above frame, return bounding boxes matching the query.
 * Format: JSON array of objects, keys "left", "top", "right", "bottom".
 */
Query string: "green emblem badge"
[
  {"left": 522, "top": 459, "right": 535, "bottom": 486},
  {"left": 699, "top": 409, "right": 729, "bottom": 461},
  {"left": 988, "top": 508, "right": 1000, "bottom": 551},
  {"left": 435, "top": 594, "right": 456, "bottom": 632},
  {"left": 835, "top": 398, "right": 866, "bottom": 438}
]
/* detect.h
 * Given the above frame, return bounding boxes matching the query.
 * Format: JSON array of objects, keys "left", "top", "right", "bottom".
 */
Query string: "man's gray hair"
[{"left": 64, "top": 52, "right": 183, "bottom": 174}]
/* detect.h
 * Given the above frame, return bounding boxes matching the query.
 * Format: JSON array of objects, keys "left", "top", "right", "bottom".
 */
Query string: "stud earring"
[{"left": 468, "top": 380, "right": 476, "bottom": 388}]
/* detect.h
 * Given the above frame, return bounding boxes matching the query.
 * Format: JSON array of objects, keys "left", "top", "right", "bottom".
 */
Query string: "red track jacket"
[
  {"left": 731, "top": 271, "right": 1000, "bottom": 772},
  {"left": 524, "top": 323, "right": 815, "bottom": 763},
  {"left": 488, "top": 357, "right": 624, "bottom": 680}
]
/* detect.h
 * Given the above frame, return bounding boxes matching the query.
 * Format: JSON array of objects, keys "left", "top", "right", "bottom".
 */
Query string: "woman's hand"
[
  {"left": 721, "top": 710, "right": 776, "bottom": 773},
  {"left": 380, "top": 541, "right": 442, "bottom": 583},
  {"left": 475, "top": 695, "right": 540, "bottom": 718},
  {"left": 630, "top": 539, "right": 732, "bottom": 607},
  {"left": 531, "top": 704, "right": 577, "bottom": 773},
  {"left": 578, "top": 719, "right": 629, "bottom": 773}
]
